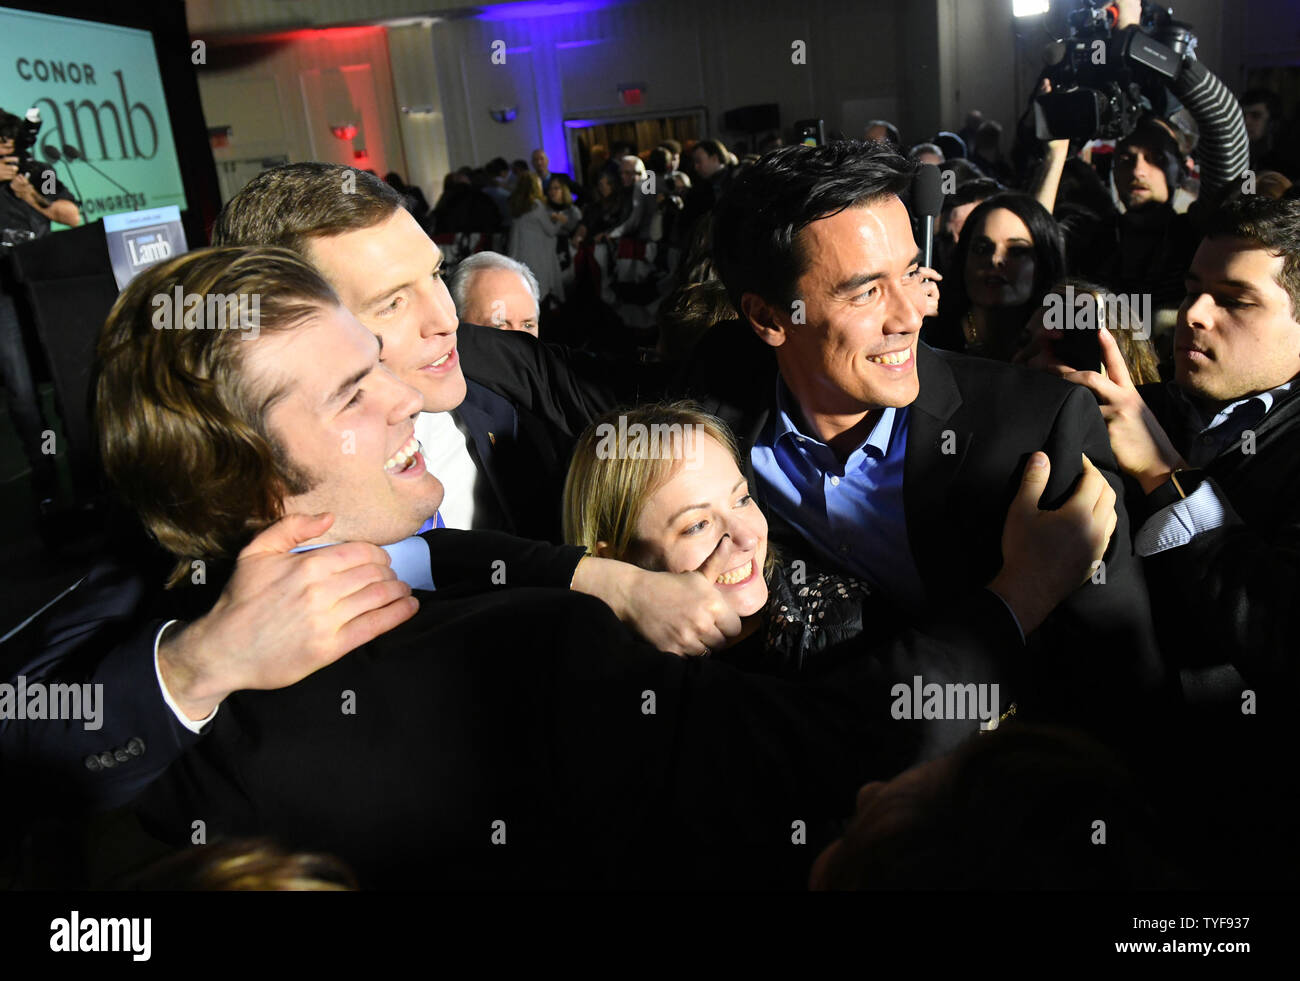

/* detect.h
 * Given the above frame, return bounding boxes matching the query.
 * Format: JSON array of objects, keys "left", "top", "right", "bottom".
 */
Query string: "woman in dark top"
[{"left": 929, "top": 192, "right": 1066, "bottom": 361}]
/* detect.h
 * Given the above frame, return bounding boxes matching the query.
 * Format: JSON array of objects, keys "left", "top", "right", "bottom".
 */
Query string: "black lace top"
[{"left": 716, "top": 561, "right": 875, "bottom": 678}]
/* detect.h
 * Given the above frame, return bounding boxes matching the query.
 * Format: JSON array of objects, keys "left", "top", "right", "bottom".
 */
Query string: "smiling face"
[
  {"left": 459, "top": 266, "right": 540, "bottom": 337},
  {"left": 964, "top": 207, "right": 1037, "bottom": 310},
  {"left": 757, "top": 195, "right": 925, "bottom": 422},
  {"left": 243, "top": 303, "right": 444, "bottom": 547},
  {"left": 1175, "top": 236, "right": 1300, "bottom": 405},
  {"left": 626, "top": 434, "right": 769, "bottom": 618},
  {"left": 1114, "top": 143, "right": 1170, "bottom": 209},
  {"left": 305, "top": 208, "right": 465, "bottom": 413}
]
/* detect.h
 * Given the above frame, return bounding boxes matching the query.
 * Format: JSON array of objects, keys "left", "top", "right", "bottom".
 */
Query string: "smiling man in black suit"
[
  {"left": 69, "top": 245, "right": 1112, "bottom": 889},
  {"left": 681, "top": 140, "right": 1170, "bottom": 746}
]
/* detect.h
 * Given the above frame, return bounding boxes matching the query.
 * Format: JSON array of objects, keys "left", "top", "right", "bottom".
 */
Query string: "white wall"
[
  {"left": 196, "top": 28, "right": 408, "bottom": 202},
  {"left": 427, "top": 0, "right": 910, "bottom": 179},
  {"left": 187, "top": 0, "right": 1252, "bottom": 204}
]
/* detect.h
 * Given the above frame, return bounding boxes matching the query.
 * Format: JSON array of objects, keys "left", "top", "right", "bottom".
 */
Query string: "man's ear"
[{"left": 741, "top": 292, "right": 789, "bottom": 349}]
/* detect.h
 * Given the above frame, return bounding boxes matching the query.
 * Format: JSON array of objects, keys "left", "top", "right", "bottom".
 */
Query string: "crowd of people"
[{"left": 3, "top": 3, "right": 1299, "bottom": 893}]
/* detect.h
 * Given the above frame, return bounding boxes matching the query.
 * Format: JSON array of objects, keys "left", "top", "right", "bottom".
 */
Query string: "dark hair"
[
  {"left": 694, "top": 139, "right": 728, "bottom": 164},
  {"left": 1201, "top": 194, "right": 1300, "bottom": 318},
  {"left": 940, "top": 176, "right": 1001, "bottom": 218},
  {"left": 813, "top": 725, "right": 1176, "bottom": 889},
  {"left": 864, "top": 119, "right": 901, "bottom": 148},
  {"left": 658, "top": 138, "right": 682, "bottom": 155},
  {"left": 0, "top": 109, "right": 23, "bottom": 141},
  {"left": 937, "top": 192, "right": 1066, "bottom": 341},
  {"left": 712, "top": 140, "right": 915, "bottom": 319},
  {"left": 647, "top": 146, "right": 671, "bottom": 176},
  {"left": 211, "top": 163, "right": 404, "bottom": 255},
  {"left": 1055, "top": 157, "right": 1118, "bottom": 221},
  {"left": 1241, "top": 87, "right": 1283, "bottom": 123},
  {"left": 934, "top": 131, "right": 967, "bottom": 161},
  {"left": 486, "top": 157, "right": 509, "bottom": 177},
  {"left": 657, "top": 279, "right": 738, "bottom": 360},
  {"left": 96, "top": 247, "right": 338, "bottom": 587}
]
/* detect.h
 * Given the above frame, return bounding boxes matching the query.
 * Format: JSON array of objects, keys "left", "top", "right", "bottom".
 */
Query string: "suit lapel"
[
  {"left": 454, "top": 382, "right": 516, "bottom": 533},
  {"left": 904, "top": 345, "right": 971, "bottom": 597}
]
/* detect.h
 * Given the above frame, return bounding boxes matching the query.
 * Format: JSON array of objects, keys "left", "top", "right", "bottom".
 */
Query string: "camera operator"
[
  {"left": 0, "top": 109, "right": 80, "bottom": 236},
  {"left": 1033, "top": 0, "right": 1248, "bottom": 356},
  {"left": 1, "top": 108, "right": 81, "bottom": 520}
]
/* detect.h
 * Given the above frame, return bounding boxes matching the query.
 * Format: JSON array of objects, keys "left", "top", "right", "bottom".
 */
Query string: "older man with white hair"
[{"left": 452, "top": 251, "right": 542, "bottom": 339}]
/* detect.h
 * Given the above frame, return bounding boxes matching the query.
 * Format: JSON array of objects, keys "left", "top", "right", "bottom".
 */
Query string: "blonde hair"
[
  {"left": 1049, "top": 278, "right": 1162, "bottom": 386},
  {"left": 563, "top": 402, "right": 742, "bottom": 562}
]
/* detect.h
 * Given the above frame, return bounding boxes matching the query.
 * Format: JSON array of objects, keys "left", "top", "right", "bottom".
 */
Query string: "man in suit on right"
[
  {"left": 680, "top": 140, "right": 1169, "bottom": 748},
  {"left": 1053, "top": 194, "right": 1300, "bottom": 885}
]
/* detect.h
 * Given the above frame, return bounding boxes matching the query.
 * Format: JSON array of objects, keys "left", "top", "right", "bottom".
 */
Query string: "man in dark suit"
[
  {"left": 0, "top": 159, "right": 729, "bottom": 817},
  {"left": 76, "top": 245, "right": 1108, "bottom": 888},
  {"left": 1052, "top": 195, "right": 1300, "bottom": 885},
  {"left": 676, "top": 141, "right": 1169, "bottom": 745},
  {"left": 209, "top": 163, "right": 644, "bottom": 545}
]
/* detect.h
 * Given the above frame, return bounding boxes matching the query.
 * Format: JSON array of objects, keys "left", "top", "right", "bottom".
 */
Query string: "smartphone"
[{"left": 1053, "top": 325, "right": 1102, "bottom": 372}]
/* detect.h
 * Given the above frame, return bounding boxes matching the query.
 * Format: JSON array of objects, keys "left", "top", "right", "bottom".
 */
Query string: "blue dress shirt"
[
  {"left": 293, "top": 511, "right": 443, "bottom": 591},
  {"left": 750, "top": 378, "right": 926, "bottom": 609}
]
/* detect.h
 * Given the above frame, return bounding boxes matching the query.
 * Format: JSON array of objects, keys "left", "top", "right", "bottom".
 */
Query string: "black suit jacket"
[
  {"left": 454, "top": 379, "right": 568, "bottom": 542},
  {"left": 456, "top": 320, "right": 672, "bottom": 442},
  {"left": 676, "top": 322, "right": 1170, "bottom": 745},
  {"left": 1140, "top": 381, "right": 1300, "bottom": 693},
  {"left": 0, "top": 528, "right": 585, "bottom": 816},
  {"left": 1135, "top": 382, "right": 1300, "bottom": 885},
  {"left": 135, "top": 585, "right": 1025, "bottom": 889}
]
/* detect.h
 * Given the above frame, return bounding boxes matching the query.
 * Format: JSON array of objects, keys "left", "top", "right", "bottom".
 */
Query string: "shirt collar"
[
  {"left": 1170, "top": 378, "right": 1297, "bottom": 434},
  {"left": 772, "top": 374, "right": 897, "bottom": 459}
]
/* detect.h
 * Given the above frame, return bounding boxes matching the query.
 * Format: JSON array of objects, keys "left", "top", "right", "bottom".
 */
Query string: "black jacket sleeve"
[
  {"left": 421, "top": 528, "right": 585, "bottom": 594},
  {"left": 1025, "top": 383, "right": 1173, "bottom": 738},
  {"left": 1144, "top": 500, "right": 1300, "bottom": 691},
  {"left": 456, "top": 321, "right": 672, "bottom": 438},
  {"left": 1, "top": 562, "right": 200, "bottom": 815}
]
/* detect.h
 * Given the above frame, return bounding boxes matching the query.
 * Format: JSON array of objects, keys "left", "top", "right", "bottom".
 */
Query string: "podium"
[{"left": 3, "top": 221, "right": 119, "bottom": 502}]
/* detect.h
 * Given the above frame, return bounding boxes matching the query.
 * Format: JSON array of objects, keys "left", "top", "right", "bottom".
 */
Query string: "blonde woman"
[
  {"left": 564, "top": 402, "right": 1117, "bottom": 675},
  {"left": 506, "top": 172, "right": 564, "bottom": 302}
]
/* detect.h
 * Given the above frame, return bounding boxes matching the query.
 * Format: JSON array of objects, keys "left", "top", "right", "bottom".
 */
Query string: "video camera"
[
  {"left": 1033, "top": 0, "right": 1197, "bottom": 142},
  {"left": 0, "top": 106, "right": 44, "bottom": 182}
]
